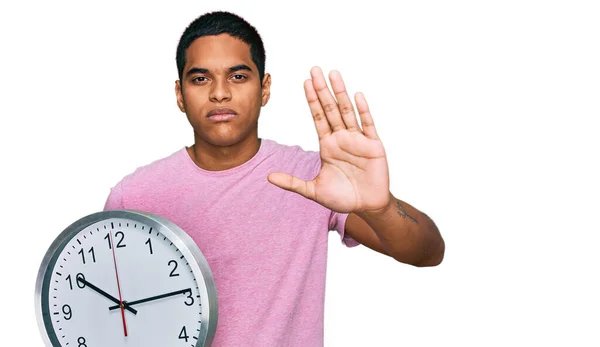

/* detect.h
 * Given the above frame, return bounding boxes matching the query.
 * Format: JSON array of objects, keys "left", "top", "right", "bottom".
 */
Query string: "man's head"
[
  {"left": 176, "top": 11, "right": 266, "bottom": 84},
  {"left": 175, "top": 11, "right": 271, "bottom": 147}
]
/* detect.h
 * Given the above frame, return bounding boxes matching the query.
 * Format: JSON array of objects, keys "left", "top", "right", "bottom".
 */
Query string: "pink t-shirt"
[{"left": 103, "top": 138, "right": 360, "bottom": 346}]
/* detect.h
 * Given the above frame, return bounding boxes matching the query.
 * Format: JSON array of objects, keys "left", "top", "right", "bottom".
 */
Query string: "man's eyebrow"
[
  {"left": 185, "top": 67, "right": 208, "bottom": 77},
  {"left": 228, "top": 64, "right": 253, "bottom": 73},
  {"left": 185, "top": 64, "right": 253, "bottom": 77}
]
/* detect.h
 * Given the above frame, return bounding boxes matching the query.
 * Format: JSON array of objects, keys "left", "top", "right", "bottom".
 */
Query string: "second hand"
[{"left": 110, "top": 231, "right": 128, "bottom": 337}]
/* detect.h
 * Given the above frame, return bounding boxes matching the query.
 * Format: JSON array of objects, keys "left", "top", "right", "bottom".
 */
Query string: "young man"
[{"left": 104, "top": 10, "right": 444, "bottom": 346}]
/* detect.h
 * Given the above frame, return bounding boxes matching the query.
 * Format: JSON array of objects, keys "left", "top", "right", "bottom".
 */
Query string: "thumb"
[{"left": 267, "top": 172, "right": 316, "bottom": 200}]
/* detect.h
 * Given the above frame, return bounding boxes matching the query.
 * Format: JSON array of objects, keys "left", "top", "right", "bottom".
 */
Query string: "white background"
[{"left": 1, "top": 0, "right": 599, "bottom": 346}]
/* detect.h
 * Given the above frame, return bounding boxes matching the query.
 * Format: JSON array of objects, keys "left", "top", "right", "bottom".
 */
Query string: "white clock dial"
[{"left": 36, "top": 210, "right": 218, "bottom": 347}]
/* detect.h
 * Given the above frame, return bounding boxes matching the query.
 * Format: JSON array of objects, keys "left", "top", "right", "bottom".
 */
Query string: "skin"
[{"left": 175, "top": 33, "right": 445, "bottom": 267}]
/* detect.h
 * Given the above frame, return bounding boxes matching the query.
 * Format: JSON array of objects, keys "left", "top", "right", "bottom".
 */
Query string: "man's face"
[{"left": 175, "top": 34, "right": 270, "bottom": 147}]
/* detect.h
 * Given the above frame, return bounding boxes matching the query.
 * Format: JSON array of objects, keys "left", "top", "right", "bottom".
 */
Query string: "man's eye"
[
  {"left": 232, "top": 75, "right": 246, "bottom": 80},
  {"left": 193, "top": 76, "right": 207, "bottom": 83}
]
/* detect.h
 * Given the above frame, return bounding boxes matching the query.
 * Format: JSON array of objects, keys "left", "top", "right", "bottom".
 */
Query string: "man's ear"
[
  {"left": 261, "top": 73, "right": 271, "bottom": 106},
  {"left": 175, "top": 80, "right": 185, "bottom": 112}
]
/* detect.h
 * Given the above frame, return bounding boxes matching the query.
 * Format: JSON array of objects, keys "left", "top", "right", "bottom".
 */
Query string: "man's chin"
[{"left": 198, "top": 133, "right": 250, "bottom": 148}]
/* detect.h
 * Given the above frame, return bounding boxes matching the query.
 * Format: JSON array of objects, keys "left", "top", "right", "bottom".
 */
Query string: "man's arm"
[
  {"left": 267, "top": 67, "right": 445, "bottom": 267},
  {"left": 345, "top": 193, "right": 444, "bottom": 267}
]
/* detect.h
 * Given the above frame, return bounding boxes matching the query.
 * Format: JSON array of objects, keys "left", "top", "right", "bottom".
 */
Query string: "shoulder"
[{"left": 110, "top": 147, "right": 187, "bottom": 192}]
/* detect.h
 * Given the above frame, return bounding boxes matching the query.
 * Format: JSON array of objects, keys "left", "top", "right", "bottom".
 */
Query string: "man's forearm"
[{"left": 357, "top": 193, "right": 445, "bottom": 267}]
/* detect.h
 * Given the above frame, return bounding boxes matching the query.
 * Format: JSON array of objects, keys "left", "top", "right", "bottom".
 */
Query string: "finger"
[
  {"left": 267, "top": 172, "right": 316, "bottom": 200},
  {"left": 355, "top": 92, "right": 379, "bottom": 140},
  {"left": 329, "top": 70, "right": 361, "bottom": 132},
  {"left": 304, "top": 79, "right": 332, "bottom": 140},
  {"left": 310, "top": 66, "right": 345, "bottom": 131}
]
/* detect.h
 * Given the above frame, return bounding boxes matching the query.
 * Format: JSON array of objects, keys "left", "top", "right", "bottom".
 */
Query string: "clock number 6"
[{"left": 104, "top": 231, "right": 126, "bottom": 249}]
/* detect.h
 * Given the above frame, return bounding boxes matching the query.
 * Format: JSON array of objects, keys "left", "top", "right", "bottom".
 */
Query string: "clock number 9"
[
  {"left": 104, "top": 231, "right": 126, "bottom": 249},
  {"left": 62, "top": 304, "right": 72, "bottom": 320}
]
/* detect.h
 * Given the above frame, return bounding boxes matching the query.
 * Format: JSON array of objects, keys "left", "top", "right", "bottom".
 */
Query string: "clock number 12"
[{"left": 104, "top": 231, "right": 126, "bottom": 249}]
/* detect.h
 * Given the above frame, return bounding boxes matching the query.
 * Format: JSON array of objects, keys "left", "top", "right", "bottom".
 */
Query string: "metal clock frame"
[{"left": 35, "top": 209, "right": 218, "bottom": 347}]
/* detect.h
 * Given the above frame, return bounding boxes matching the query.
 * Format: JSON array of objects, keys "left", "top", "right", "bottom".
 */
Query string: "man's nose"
[{"left": 209, "top": 79, "right": 232, "bottom": 102}]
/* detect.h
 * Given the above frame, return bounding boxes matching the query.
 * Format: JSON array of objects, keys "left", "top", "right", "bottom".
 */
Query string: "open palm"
[{"left": 268, "top": 67, "right": 390, "bottom": 213}]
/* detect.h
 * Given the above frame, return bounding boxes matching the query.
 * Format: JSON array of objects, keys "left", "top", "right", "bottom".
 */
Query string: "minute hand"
[
  {"left": 108, "top": 288, "right": 191, "bottom": 310},
  {"left": 77, "top": 277, "right": 138, "bottom": 314}
]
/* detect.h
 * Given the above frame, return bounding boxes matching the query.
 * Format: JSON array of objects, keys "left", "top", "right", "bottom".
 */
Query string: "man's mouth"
[{"left": 207, "top": 108, "right": 237, "bottom": 122}]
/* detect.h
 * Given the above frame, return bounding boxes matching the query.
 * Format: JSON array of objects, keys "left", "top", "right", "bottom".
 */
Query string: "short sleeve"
[
  {"left": 103, "top": 181, "right": 125, "bottom": 210},
  {"left": 329, "top": 210, "right": 360, "bottom": 247}
]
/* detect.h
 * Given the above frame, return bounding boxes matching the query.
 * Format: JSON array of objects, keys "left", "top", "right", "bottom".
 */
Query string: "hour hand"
[
  {"left": 77, "top": 276, "right": 138, "bottom": 314},
  {"left": 108, "top": 288, "right": 191, "bottom": 310}
]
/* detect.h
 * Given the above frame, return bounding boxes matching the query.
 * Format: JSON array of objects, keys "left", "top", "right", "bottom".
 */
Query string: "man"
[{"left": 104, "top": 10, "right": 444, "bottom": 346}]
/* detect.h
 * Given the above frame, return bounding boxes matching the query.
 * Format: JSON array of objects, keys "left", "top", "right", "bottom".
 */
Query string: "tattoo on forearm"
[{"left": 396, "top": 201, "right": 418, "bottom": 224}]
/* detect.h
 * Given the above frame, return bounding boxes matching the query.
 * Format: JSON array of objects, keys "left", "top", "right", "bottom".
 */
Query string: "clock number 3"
[
  {"left": 184, "top": 289, "right": 194, "bottom": 306},
  {"left": 104, "top": 231, "right": 126, "bottom": 249}
]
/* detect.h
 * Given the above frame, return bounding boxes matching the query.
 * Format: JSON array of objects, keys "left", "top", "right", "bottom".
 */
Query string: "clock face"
[{"left": 35, "top": 210, "right": 217, "bottom": 347}]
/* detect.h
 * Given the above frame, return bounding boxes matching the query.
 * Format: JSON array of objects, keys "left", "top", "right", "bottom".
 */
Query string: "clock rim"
[{"left": 34, "top": 209, "right": 218, "bottom": 347}]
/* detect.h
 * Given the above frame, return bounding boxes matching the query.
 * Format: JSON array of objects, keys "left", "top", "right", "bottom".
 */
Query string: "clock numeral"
[
  {"left": 62, "top": 304, "right": 72, "bottom": 320},
  {"left": 78, "top": 247, "right": 96, "bottom": 264},
  {"left": 145, "top": 238, "right": 153, "bottom": 255},
  {"left": 105, "top": 231, "right": 126, "bottom": 249},
  {"left": 184, "top": 289, "right": 194, "bottom": 306},
  {"left": 178, "top": 326, "right": 189, "bottom": 342},
  {"left": 77, "top": 336, "right": 87, "bottom": 347},
  {"left": 168, "top": 260, "right": 179, "bottom": 277},
  {"left": 66, "top": 273, "right": 86, "bottom": 290}
]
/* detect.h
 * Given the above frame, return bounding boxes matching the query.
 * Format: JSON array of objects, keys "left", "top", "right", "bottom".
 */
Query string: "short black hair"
[{"left": 176, "top": 11, "right": 266, "bottom": 83}]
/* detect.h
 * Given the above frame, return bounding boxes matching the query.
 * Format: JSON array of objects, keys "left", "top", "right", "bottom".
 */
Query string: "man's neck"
[{"left": 187, "top": 134, "right": 261, "bottom": 171}]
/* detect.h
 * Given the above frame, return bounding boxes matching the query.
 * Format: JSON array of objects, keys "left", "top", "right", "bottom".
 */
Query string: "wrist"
[{"left": 357, "top": 193, "right": 396, "bottom": 221}]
